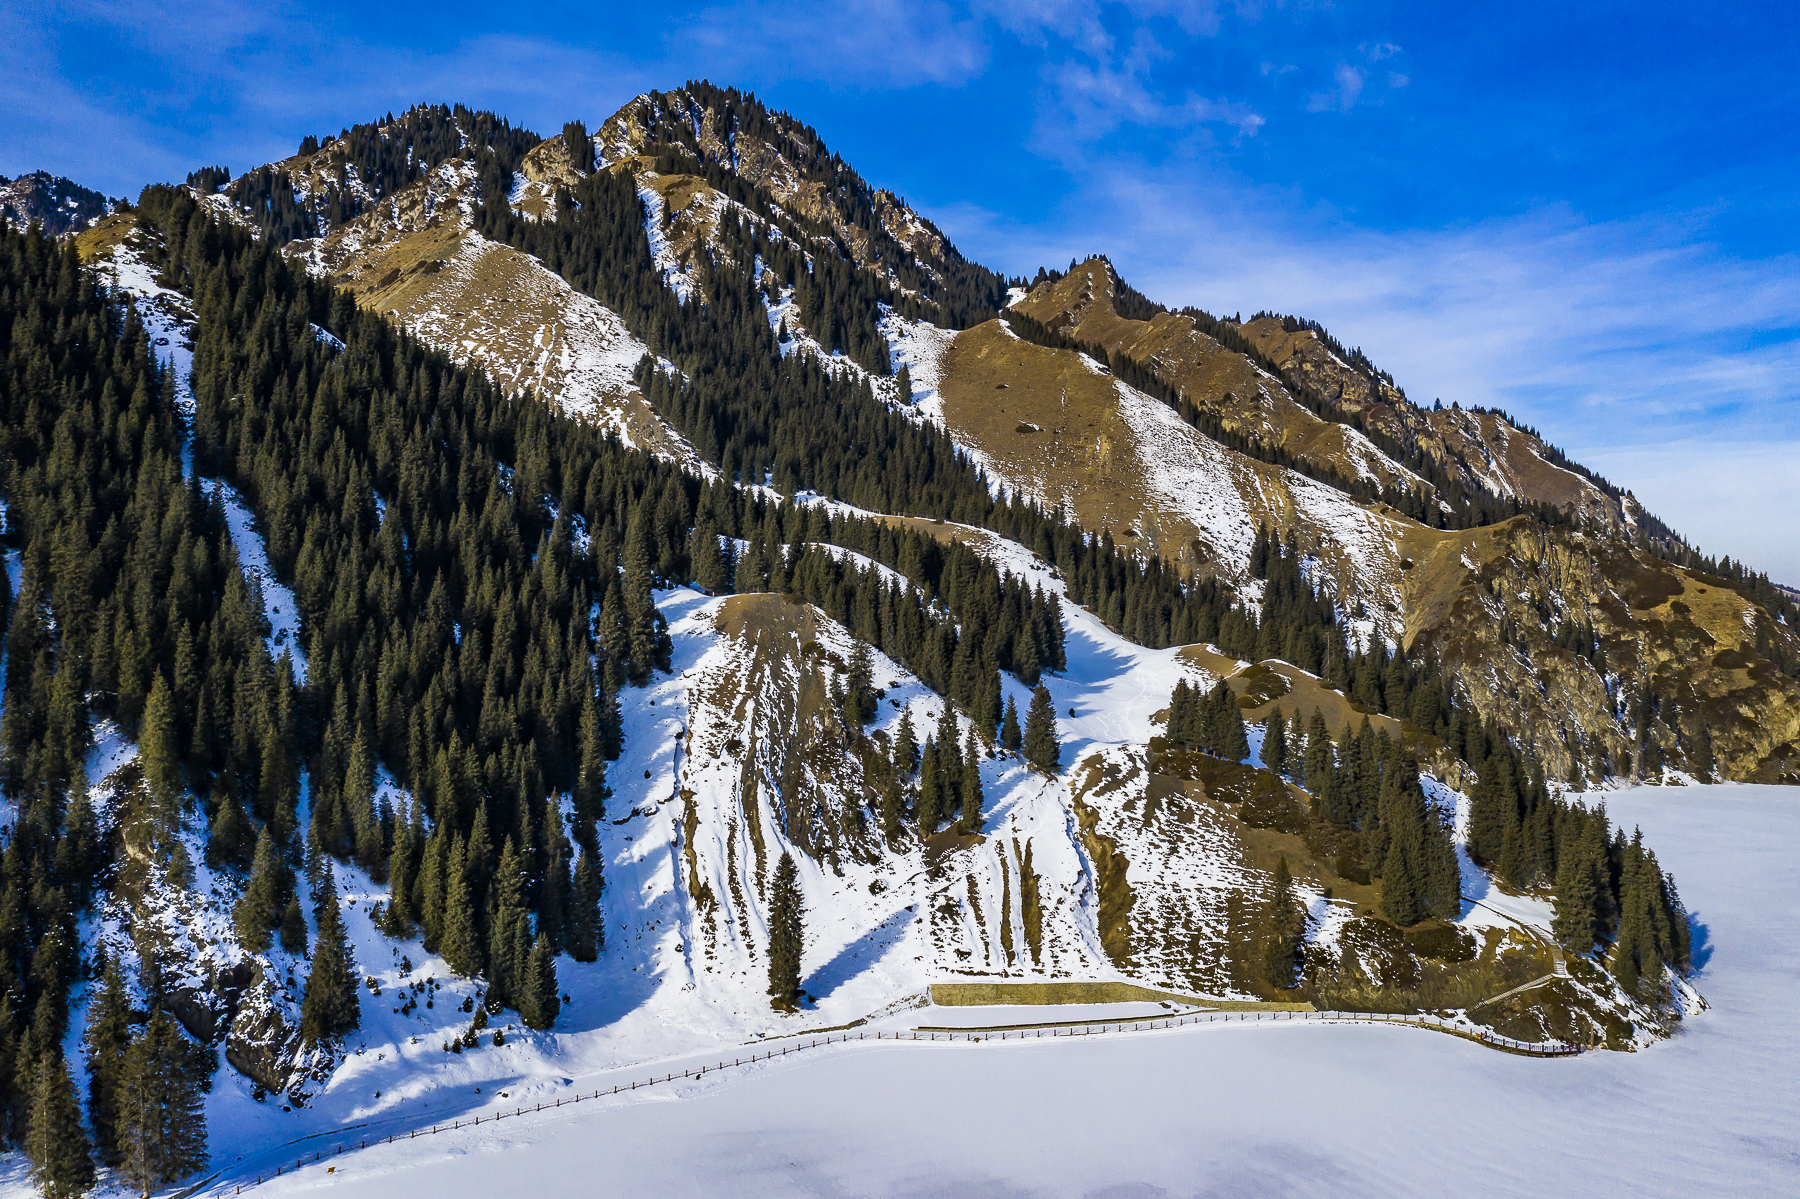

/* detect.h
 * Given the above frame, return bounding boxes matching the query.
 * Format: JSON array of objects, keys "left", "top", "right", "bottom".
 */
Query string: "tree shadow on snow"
[
  {"left": 802, "top": 907, "right": 917, "bottom": 1002},
  {"left": 1686, "top": 910, "right": 1714, "bottom": 971}
]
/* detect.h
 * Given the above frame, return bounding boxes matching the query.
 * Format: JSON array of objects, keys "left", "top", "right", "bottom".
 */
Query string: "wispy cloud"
[
  {"left": 1307, "top": 63, "right": 1365, "bottom": 112},
  {"left": 684, "top": 0, "right": 988, "bottom": 87}
]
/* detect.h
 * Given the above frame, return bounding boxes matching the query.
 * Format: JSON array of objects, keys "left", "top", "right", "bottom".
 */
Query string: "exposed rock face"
[
  {"left": 597, "top": 87, "right": 961, "bottom": 284},
  {"left": 1404, "top": 519, "right": 1800, "bottom": 784},
  {"left": 1238, "top": 315, "right": 1625, "bottom": 529},
  {"left": 224, "top": 964, "right": 301, "bottom": 1095}
]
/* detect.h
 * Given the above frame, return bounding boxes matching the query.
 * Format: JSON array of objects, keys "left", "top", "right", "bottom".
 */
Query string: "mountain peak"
[{"left": 1, "top": 169, "right": 122, "bottom": 236}]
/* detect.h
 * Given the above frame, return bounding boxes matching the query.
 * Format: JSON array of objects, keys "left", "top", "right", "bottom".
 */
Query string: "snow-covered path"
[{"left": 185, "top": 783, "right": 1798, "bottom": 1198}]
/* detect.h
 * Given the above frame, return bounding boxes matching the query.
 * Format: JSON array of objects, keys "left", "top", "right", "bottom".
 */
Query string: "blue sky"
[{"left": 7, "top": 1, "right": 1798, "bottom": 579}]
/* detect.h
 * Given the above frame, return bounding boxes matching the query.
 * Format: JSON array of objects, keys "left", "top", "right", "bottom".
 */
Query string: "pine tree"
[
  {"left": 233, "top": 826, "right": 283, "bottom": 952},
  {"left": 916, "top": 752, "right": 943, "bottom": 837},
  {"left": 1259, "top": 857, "right": 1305, "bottom": 989},
  {"left": 567, "top": 848, "right": 602, "bottom": 962},
  {"left": 347, "top": 729, "right": 385, "bottom": 880},
  {"left": 205, "top": 789, "right": 254, "bottom": 870},
  {"left": 1166, "top": 679, "right": 1196, "bottom": 745},
  {"left": 440, "top": 836, "right": 483, "bottom": 977},
  {"left": 999, "top": 695, "right": 1021, "bottom": 753},
  {"left": 1304, "top": 709, "right": 1332, "bottom": 792},
  {"left": 519, "top": 934, "right": 560, "bottom": 1031},
  {"left": 1551, "top": 829, "right": 1600, "bottom": 955},
  {"left": 0, "top": 987, "right": 16, "bottom": 1146},
  {"left": 622, "top": 503, "right": 663, "bottom": 685},
  {"left": 767, "top": 850, "right": 805, "bottom": 1009},
  {"left": 383, "top": 801, "right": 418, "bottom": 934},
  {"left": 893, "top": 706, "right": 919, "bottom": 777},
  {"left": 843, "top": 641, "right": 875, "bottom": 729},
  {"left": 27, "top": 1054, "right": 94, "bottom": 1199},
  {"left": 1213, "top": 682, "right": 1250, "bottom": 761},
  {"left": 1380, "top": 836, "right": 1423, "bottom": 927},
  {"left": 1022, "top": 684, "right": 1060, "bottom": 772},
  {"left": 279, "top": 895, "right": 307, "bottom": 955},
  {"left": 300, "top": 877, "right": 360, "bottom": 1044},
  {"left": 689, "top": 516, "right": 728, "bottom": 594},
  {"left": 82, "top": 961, "right": 131, "bottom": 1163},
  {"left": 574, "top": 692, "right": 610, "bottom": 833},
  {"left": 960, "top": 731, "right": 985, "bottom": 834},
  {"left": 485, "top": 838, "right": 530, "bottom": 1009},
  {"left": 140, "top": 673, "right": 183, "bottom": 840},
  {"left": 116, "top": 1011, "right": 207, "bottom": 1196},
  {"left": 1263, "top": 710, "right": 1288, "bottom": 776}
]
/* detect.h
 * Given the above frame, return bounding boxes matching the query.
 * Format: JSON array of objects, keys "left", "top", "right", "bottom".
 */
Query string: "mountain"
[
  {"left": 0, "top": 82, "right": 1772, "bottom": 1194},
  {"left": 0, "top": 170, "right": 121, "bottom": 236}
]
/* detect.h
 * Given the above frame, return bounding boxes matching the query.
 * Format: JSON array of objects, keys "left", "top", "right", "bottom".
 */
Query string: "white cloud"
[
  {"left": 685, "top": 0, "right": 989, "bottom": 87},
  {"left": 1308, "top": 63, "right": 1365, "bottom": 112}
]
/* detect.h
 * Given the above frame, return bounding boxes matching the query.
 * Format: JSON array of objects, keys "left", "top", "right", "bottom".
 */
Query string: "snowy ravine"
[{"left": 94, "top": 232, "right": 308, "bottom": 676}]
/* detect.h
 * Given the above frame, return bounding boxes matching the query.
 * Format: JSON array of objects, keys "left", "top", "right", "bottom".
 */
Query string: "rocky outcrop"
[
  {"left": 224, "top": 964, "right": 301, "bottom": 1095},
  {"left": 1405, "top": 519, "right": 1800, "bottom": 784}
]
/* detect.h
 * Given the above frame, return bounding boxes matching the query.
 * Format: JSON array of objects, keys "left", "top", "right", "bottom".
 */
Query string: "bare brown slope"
[
  {"left": 277, "top": 157, "right": 696, "bottom": 465},
  {"left": 1012, "top": 260, "right": 1425, "bottom": 497},
  {"left": 938, "top": 320, "right": 1419, "bottom": 636}
]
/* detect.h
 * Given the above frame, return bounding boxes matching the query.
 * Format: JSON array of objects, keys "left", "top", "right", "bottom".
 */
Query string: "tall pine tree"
[
  {"left": 767, "top": 851, "right": 805, "bottom": 1010},
  {"left": 1022, "top": 684, "right": 1060, "bottom": 773},
  {"left": 300, "top": 875, "right": 361, "bottom": 1044},
  {"left": 26, "top": 1054, "right": 94, "bottom": 1199}
]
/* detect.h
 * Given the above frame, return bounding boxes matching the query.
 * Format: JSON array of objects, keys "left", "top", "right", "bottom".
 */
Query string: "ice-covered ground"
[{"left": 193, "top": 783, "right": 1798, "bottom": 1198}]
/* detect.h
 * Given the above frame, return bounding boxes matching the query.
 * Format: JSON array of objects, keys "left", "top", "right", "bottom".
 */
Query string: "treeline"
[
  {"left": 220, "top": 104, "right": 542, "bottom": 247},
  {"left": 1463, "top": 718, "right": 1690, "bottom": 994},
  {"left": 1198, "top": 635, "right": 1691, "bottom": 998},
  {"left": 131, "top": 184, "right": 618, "bottom": 998},
  {"left": 1263, "top": 710, "right": 1460, "bottom": 927},
  {"left": 479, "top": 164, "right": 991, "bottom": 511},
  {"left": 475, "top": 157, "right": 1251, "bottom": 663}
]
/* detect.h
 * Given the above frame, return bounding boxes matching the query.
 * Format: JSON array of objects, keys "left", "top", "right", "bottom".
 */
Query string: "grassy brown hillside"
[
  {"left": 935, "top": 317, "right": 1416, "bottom": 629},
  {"left": 1013, "top": 260, "right": 1425, "bottom": 498},
  {"left": 275, "top": 154, "right": 697, "bottom": 464}
]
